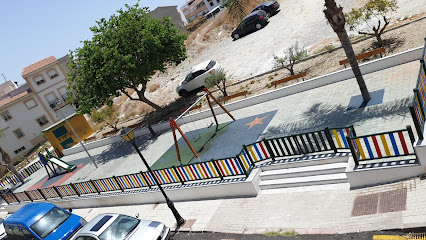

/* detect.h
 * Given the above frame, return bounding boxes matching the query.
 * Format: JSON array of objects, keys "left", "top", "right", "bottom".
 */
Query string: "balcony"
[{"left": 49, "top": 98, "right": 60, "bottom": 108}]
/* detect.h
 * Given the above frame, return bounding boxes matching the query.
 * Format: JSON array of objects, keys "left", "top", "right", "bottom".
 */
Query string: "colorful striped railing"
[
  {"left": 409, "top": 39, "right": 426, "bottom": 140},
  {"left": 1, "top": 125, "right": 416, "bottom": 204},
  {"left": 0, "top": 160, "right": 44, "bottom": 189},
  {"left": 347, "top": 126, "right": 416, "bottom": 165}
]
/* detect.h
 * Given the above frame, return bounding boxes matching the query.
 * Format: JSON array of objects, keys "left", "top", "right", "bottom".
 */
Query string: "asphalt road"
[{"left": 171, "top": 231, "right": 406, "bottom": 240}]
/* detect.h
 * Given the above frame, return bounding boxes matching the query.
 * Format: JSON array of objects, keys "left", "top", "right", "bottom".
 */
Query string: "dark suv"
[
  {"left": 231, "top": 10, "right": 268, "bottom": 40},
  {"left": 252, "top": 1, "right": 280, "bottom": 17}
]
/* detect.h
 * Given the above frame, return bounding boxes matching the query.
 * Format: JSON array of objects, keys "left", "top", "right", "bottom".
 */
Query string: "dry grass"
[
  {"left": 148, "top": 83, "right": 161, "bottom": 93},
  {"left": 121, "top": 100, "right": 153, "bottom": 121}
]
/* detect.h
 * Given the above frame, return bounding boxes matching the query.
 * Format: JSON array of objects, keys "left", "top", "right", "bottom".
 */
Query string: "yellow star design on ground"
[{"left": 245, "top": 116, "right": 268, "bottom": 130}]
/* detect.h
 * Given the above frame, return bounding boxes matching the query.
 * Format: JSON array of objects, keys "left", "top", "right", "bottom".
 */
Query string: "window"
[
  {"left": 36, "top": 116, "right": 49, "bottom": 126},
  {"left": 14, "top": 146, "right": 26, "bottom": 154},
  {"left": 24, "top": 99, "right": 37, "bottom": 109},
  {"left": 48, "top": 70, "right": 59, "bottom": 79},
  {"left": 192, "top": 70, "right": 205, "bottom": 78},
  {"left": 1, "top": 111, "right": 12, "bottom": 121},
  {"left": 217, "top": 0, "right": 220, "bottom": 3},
  {"left": 30, "top": 207, "right": 71, "bottom": 239},
  {"left": 13, "top": 129, "right": 24, "bottom": 139},
  {"left": 210, "top": 2, "right": 214, "bottom": 6},
  {"left": 34, "top": 76, "right": 45, "bottom": 85},
  {"left": 98, "top": 215, "right": 140, "bottom": 240}
]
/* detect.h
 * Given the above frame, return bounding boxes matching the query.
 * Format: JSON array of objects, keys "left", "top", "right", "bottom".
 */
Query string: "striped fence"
[
  {"left": 409, "top": 39, "right": 426, "bottom": 140},
  {"left": 347, "top": 126, "right": 416, "bottom": 165},
  {"left": 0, "top": 160, "right": 44, "bottom": 189},
  {"left": 1, "top": 125, "right": 417, "bottom": 204}
]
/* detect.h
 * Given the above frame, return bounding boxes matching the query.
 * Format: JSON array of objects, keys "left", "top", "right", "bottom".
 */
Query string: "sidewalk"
[{"left": 70, "top": 176, "right": 426, "bottom": 234}]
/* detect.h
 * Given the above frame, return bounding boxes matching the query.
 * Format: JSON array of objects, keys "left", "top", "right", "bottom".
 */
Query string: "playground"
[{"left": 6, "top": 59, "right": 420, "bottom": 194}]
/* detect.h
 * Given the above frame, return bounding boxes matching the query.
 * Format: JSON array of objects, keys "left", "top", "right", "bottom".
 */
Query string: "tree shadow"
[
  {"left": 94, "top": 129, "right": 168, "bottom": 165},
  {"left": 261, "top": 97, "right": 411, "bottom": 139},
  {"left": 371, "top": 36, "right": 405, "bottom": 52}
]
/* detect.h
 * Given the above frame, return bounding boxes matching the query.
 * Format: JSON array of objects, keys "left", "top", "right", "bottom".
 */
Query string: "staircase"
[{"left": 259, "top": 152, "right": 350, "bottom": 190}]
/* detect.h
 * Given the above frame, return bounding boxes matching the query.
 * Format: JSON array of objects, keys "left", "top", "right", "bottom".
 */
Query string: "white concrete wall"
[
  {"left": 4, "top": 168, "right": 261, "bottom": 213},
  {"left": 64, "top": 46, "right": 424, "bottom": 156}
]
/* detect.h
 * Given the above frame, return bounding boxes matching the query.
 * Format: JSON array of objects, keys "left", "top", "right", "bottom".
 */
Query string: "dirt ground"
[{"left": 94, "top": 0, "right": 426, "bottom": 139}]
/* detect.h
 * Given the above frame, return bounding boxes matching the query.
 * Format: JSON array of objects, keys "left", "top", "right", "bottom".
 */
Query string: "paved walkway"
[{"left": 6, "top": 61, "right": 426, "bottom": 234}]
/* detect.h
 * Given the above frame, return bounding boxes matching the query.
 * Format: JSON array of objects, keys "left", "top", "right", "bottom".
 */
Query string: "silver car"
[
  {"left": 70, "top": 213, "right": 170, "bottom": 240},
  {"left": 176, "top": 60, "right": 223, "bottom": 97}
]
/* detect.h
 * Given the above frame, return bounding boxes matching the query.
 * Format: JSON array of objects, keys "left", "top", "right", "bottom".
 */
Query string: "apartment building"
[
  {"left": 0, "top": 56, "right": 77, "bottom": 166},
  {"left": 181, "top": 0, "right": 224, "bottom": 21}
]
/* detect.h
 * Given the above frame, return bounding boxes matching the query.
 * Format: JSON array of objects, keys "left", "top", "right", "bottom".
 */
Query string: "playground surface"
[{"left": 12, "top": 60, "right": 419, "bottom": 194}]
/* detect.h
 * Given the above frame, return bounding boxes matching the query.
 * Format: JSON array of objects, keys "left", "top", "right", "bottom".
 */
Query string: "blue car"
[{"left": 3, "top": 203, "right": 86, "bottom": 240}]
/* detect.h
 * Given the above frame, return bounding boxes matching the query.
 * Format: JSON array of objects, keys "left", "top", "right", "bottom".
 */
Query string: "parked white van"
[{"left": 205, "top": 5, "right": 225, "bottom": 20}]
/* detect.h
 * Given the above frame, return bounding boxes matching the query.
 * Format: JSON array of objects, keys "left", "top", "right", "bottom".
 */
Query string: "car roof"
[
  {"left": 190, "top": 60, "right": 212, "bottom": 72},
  {"left": 244, "top": 10, "right": 264, "bottom": 20},
  {"left": 76, "top": 213, "right": 120, "bottom": 236},
  {"left": 206, "top": 5, "right": 223, "bottom": 15},
  {"left": 4, "top": 203, "right": 56, "bottom": 226}
]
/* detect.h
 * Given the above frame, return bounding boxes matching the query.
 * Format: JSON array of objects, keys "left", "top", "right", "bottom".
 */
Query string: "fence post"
[
  {"left": 409, "top": 106, "right": 424, "bottom": 140},
  {"left": 262, "top": 139, "right": 275, "bottom": 161},
  {"left": 243, "top": 145, "right": 255, "bottom": 165},
  {"left": 70, "top": 183, "right": 80, "bottom": 196},
  {"left": 414, "top": 89, "right": 425, "bottom": 119},
  {"left": 407, "top": 125, "right": 416, "bottom": 144},
  {"left": 140, "top": 171, "right": 151, "bottom": 189},
  {"left": 172, "top": 166, "right": 185, "bottom": 185},
  {"left": 350, "top": 125, "right": 357, "bottom": 137},
  {"left": 212, "top": 160, "right": 224, "bottom": 180},
  {"left": 292, "top": 135, "right": 304, "bottom": 154},
  {"left": 346, "top": 136, "right": 359, "bottom": 166},
  {"left": 421, "top": 59, "right": 426, "bottom": 73},
  {"left": 24, "top": 191, "right": 33, "bottom": 202},
  {"left": 53, "top": 186, "right": 63, "bottom": 199},
  {"left": 235, "top": 155, "right": 249, "bottom": 177},
  {"left": 325, "top": 127, "right": 338, "bottom": 153},
  {"left": 90, "top": 180, "right": 100, "bottom": 194},
  {"left": 112, "top": 176, "right": 124, "bottom": 192},
  {"left": 38, "top": 189, "right": 47, "bottom": 200}
]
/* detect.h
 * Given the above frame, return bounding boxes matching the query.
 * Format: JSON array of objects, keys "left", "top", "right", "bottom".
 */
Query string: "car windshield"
[
  {"left": 185, "top": 73, "right": 194, "bottom": 82},
  {"left": 30, "top": 207, "right": 71, "bottom": 239},
  {"left": 98, "top": 215, "right": 140, "bottom": 240}
]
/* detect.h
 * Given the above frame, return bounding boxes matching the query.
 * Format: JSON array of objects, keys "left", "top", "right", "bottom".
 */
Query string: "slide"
[{"left": 45, "top": 150, "right": 76, "bottom": 172}]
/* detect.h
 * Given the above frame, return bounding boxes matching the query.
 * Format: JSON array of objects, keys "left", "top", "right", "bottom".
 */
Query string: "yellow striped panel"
[
  {"left": 332, "top": 129, "right": 342, "bottom": 148},
  {"left": 207, "top": 162, "right": 218, "bottom": 177},
  {"left": 159, "top": 170, "right": 169, "bottom": 183},
  {"left": 219, "top": 160, "right": 230, "bottom": 176},
  {"left": 185, "top": 166, "right": 195, "bottom": 180},
  {"left": 240, "top": 154, "right": 249, "bottom": 170},
  {"left": 373, "top": 235, "right": 405, "bottom": 240},
  {"left": 248, "top": 146, "right": 258, "bottom": 162},
  {"left": 380, "top": 134, "right": 391, "bottom": 156},
  {"left": 195, "top": 164, "right": 206, "bottom": 179},
  {"left": 170, "top": 169, "right": 179, "bottom": 182},
  {"left": 354, "top": 138, "right": 366, "bottom": 159}
]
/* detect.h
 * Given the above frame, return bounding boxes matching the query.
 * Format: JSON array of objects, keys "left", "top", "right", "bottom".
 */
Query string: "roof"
[
  {"left": 4, "top": 203, "right": 55, "bottom": 226},
  {"left": 190, "top": 60, "right": 212, "bottom": 72},
  {"left": 42, "top": 112, "right": 77, "bottom": 132},
  {"left": 0, "top": 90, "right": 30, "bottom": 108},
  {"left": 21, "top": 56, "right": 57, "bottom": 77}
]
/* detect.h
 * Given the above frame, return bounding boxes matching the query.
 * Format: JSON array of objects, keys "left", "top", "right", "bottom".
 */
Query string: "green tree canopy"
[
  {"left": 345, "top": 0, "right": 398, "bottom": 47},
  {"left": 67, "top": 3, "right": 187, "bottom": 114},
  {"left": 273, "top": 42, "right": 308, "bottom": 76},
  {"left": 204, "top": 70, "right": 228, "bottom": 97}
]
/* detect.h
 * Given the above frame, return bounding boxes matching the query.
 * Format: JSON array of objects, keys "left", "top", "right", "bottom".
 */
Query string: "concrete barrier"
[
  {"left": 64, "top": 46, "right": 423, "bottom": 156},
  {"left": 4, "top": 168, "right": 261, "bottom": 213}
]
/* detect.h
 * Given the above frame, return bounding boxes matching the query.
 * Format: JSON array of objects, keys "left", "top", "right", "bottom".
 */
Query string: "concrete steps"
[{"left": 259, "top": 153, "right": 349, "bottom": 190}]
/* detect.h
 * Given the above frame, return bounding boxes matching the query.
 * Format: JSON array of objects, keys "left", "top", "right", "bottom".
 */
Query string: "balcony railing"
[{"left": 48, "top": 98, "right": 60, "bottom": 108}]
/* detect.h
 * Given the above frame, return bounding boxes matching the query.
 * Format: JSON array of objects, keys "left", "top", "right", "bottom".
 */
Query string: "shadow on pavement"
[{"left": 261, "top": 97, "right": 411, "bottom": 139}]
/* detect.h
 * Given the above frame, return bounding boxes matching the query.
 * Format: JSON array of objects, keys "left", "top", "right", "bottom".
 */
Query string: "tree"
[
  {"left": 90, "top": 106, "right": 120, "bottom": 131},
  {"left": 0, "top": 139, "right": 25, "bottom": 184},
  {"left": 345, "top": 0, "right": 398, "bottom": 47},
  {"left": 204, "top": 70, "right": 228, "bottom": 97},
  {"left": 224, "top": 0, "right": 248, "bottom": 23},
  {"left": 273, "top": 42, "right": 308, "bottom": 75},
  {"left": 67, "top": 3, "right": 187, "bottom": 114},
  {"left": 324, "top": 0, "right": 371, "bottom": 103}
]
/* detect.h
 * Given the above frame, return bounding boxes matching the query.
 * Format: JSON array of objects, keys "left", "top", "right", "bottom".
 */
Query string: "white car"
[
  {"left": 70, "top": 213, "right": 170, "bottom": 240},
  {"left": 0, "top": 218, "right": 5, "bottom": 239},
  {"left": 176, "top": 60, "right": 223, "bottom": 97}
]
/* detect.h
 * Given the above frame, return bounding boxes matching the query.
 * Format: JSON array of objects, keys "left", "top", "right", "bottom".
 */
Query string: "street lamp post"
[{"left": 121, "top": 127, "right": 185, "bottom": 227}]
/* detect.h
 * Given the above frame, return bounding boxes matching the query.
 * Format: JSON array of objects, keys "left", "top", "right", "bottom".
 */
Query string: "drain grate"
[
  {"left": 352, "top": 193, "right": 379, "bottom": 216},
  {"left": 379, "top": 188, "right": 407, "bottom": 213}
]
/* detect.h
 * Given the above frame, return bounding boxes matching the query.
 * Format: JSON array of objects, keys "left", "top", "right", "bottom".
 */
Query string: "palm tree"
[
  {"left": 324, "top": 0, "right": 371, "bottom": 103},
  {"left": 224, "top": 0, "right": 247, "bottom": 23}
]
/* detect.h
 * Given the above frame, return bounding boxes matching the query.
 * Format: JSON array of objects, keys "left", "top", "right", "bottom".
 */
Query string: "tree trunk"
[
  {"left": 337, "top": 30, "right": 371, "bottom": 103},
  {"left": 134, "top": 85, "right": 161, "bottom": 110},
  {"left": 8, "top": 164, "right": 25, "bottom": 184},
  {"left": 376, "top": 32, "right": 383, "bottom": 47},
  {"left": 324, "top": 0, "right": 371, "bottom": 103}
]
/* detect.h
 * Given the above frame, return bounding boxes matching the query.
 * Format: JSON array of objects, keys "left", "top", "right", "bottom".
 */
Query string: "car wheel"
[
  {"left": 266, "top": 12, "right": 271, "bottom": 18},
  {"left": 233, "top": 33, "right": 239, "bottom": 40},
  {"left": 255, "top": 23, "right": 262, "bottom": 30},
  {"left": 179, "top": 90, "right": 189, "bottom": 97}
]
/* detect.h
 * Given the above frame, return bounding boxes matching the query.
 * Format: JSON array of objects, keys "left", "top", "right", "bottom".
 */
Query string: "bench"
[
  {"left": 127, "top": 122, "right": 142, "bottom": 129},
  {"left": 339, "top": 47, "right": 386, "bottom": 68},
  {"left": 180, "top": 104, "right": 202, "bottom": 114},
  {"left": 102, "top": 129, "right": 118, "bottom": 138},
  {"left": 220, "top": 90, "right": 248, "bottom": 103},
  {"left": 270, "top": 72, "right": 307, "bottom": 88},
  {"left": 84, "top": 136, "right": 96, "bottom": 142}
]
